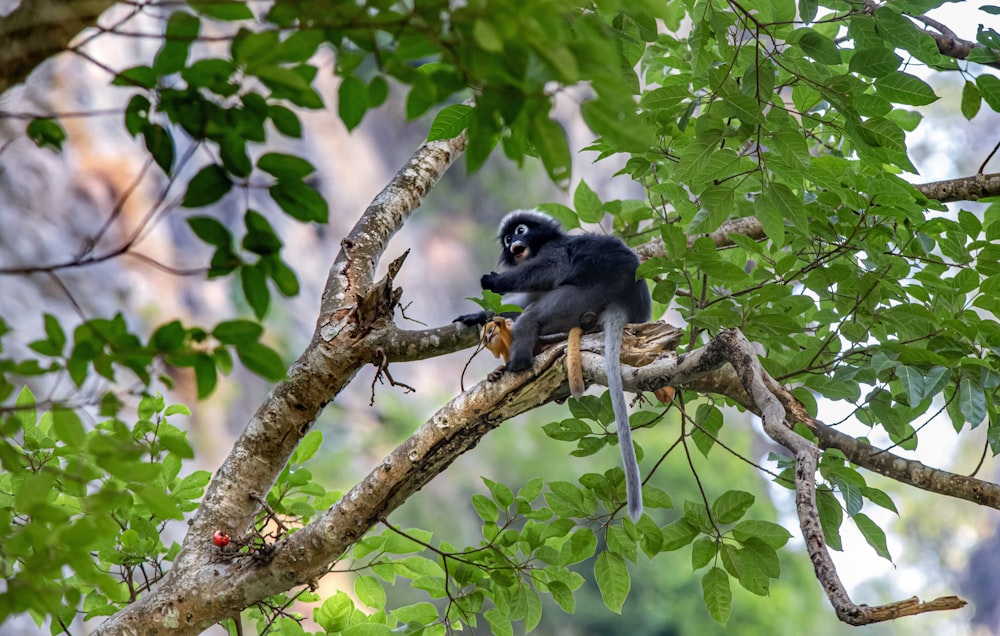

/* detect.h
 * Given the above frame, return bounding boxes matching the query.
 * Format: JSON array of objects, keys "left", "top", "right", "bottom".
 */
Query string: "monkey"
[
  {"left": 482, "top": 316, "right": 514, "bottom": 363},
  {"left": 477, "top": 308, "right": 592, "bottom": 397},
  {"left": 455, "top": 210, "right": 651, "bottom": 521}
]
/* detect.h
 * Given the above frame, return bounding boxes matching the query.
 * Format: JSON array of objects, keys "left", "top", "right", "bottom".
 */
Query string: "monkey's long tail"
[{"left": 604, "top": 309, "right": 643, "bottom": 522}]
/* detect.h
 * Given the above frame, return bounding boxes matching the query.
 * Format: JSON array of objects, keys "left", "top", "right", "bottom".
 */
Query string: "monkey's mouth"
[{"left": 511, "top": 243, "right": 530, "bottom": 261}]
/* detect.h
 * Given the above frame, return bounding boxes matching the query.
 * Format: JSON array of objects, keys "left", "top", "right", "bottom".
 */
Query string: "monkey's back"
[{"left": 563, "top": 234, "right": 651, "bottom": 324}]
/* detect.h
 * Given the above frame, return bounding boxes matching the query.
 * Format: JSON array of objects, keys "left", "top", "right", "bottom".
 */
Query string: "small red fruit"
[{"left": 212, "top": 530, "right": 230, "bottom": 547}]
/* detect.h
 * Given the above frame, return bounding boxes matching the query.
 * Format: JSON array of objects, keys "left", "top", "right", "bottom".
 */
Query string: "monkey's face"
[
  {"left": 503, "top": 224, "right": 532, "bottom": 263},
  {"left": 495, "top": 209, "right": 563, "bottom": 268}
]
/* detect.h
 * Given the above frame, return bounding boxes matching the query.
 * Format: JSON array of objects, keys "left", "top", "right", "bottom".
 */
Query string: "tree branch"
[
  {"left": 914, "top": 172, "right": 1000, "bottom": 202},
  {"left": 0, "top": 0, "right": 117, "bottom": 95},
  {"left": 911, "top": 14, "right": 1000, "bottom": 71},
  {"left": 95, "top": 132, "right": 468, "bottom": 635}
]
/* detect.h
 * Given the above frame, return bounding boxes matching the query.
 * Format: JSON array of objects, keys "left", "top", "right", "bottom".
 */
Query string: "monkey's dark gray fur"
[{"left": 456, "top": 210, "right": 651, "bottom": 521}]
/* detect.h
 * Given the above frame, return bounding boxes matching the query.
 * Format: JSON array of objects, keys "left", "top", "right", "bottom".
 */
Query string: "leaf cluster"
[{"left": 0, "top": 389, "right": 208, "bottom": 625}]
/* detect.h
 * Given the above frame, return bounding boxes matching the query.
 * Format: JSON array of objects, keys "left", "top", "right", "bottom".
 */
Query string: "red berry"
[{"left": 212, "top": 530, "right": 230, "bottom": 547}]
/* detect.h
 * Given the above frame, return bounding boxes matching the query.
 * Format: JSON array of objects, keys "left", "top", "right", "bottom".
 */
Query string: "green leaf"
[
  {"left": 962, "top": 80, "right": 982, "bottom": 120},
  {"left": 44, "top": 313, "right": 66, "bottom": 354},
  {"left": 188, "top": 0, "right": 253, "bottom": 21},
  {"left": 213, "top": 319, "right": 263, "bottom": 344},
  {"left": 188, "top": 216, "right": 232, "bottom": 248},
  {"left": 532, "top": 113, "right": 572, "bottom": 187},
  {"left": 427, "top": 104, "right": 472, "bottom": 141},
  {"left": 367, "top": 76, "right": 389, "bottom": 107},
  {"left": 977, "top": 74, "right": 1000, "bottom": 112},
  {"left": 338, "top": 75, "right": 368, "bottom": 131},
  {"left": 241, "top": 264, "right": 270, "bottom": 319},
  {"left": 154, "top": 11, "right": 200, "bottom": 74},
  {"left": 484, "top": 607, "right": 512, "bottom": 636},
  {"left": 959, "top": 376, "right": 987, "bottom": 427},
  {"left": 861, "top": 486, "right": 899, "bottom": 515},
  {"left": 701, "top": 567, "right": 732, "bottom": 625},
  {"left": 13, "top": 385, "right": 37, "bottom": 429},
  {"left": 152, "top": 320, "right": 186, "bottom": 352},
  {"left": 235, "top": 341, "right": 286, "bottom": 381},
  {"left": 472, "top": 494, "right": 499, "bottom": 523},
  {"left": 27, "top": 118, "right": 67, "bottom": 151},
  {"left": 732, "top": 520, "right": 792, "bottom": 549},
  {"left": 243, "top": 210, "right": 282, "bottom": 255},
  {"left": 874, "top": 72, "right": 938, "bottom": 106},
  {"left": 266, "top": 256, "right": 300, "bottom": 296},
  {"left": 269, "top": 179, "right": 328, "bottom": 223},
  {"left": 182, "top": 164, "right": 231, "bottom": 207},
  {"left": 142, "top": 124, "right": 175, "bottom": 175},
  {"left": 796, "top": 28, "right": 841, "bottom": 65},
  {"left": 277, "top": 29, "right": 323, "bottom": 63},
  {"left": 711, "top": 490, "right": 755, "bottom": 524},
  {"left": 269, "top": 105, "right": 302, "bottom": 137},
  {"left": 114, "top": 65, "right": 157, "bottom": 88},
  {"left": 258, "top": 153, "right": 315, "bottom": 180},
  {"left": 315, "top": 592, "right": 353, "bottom": 632},
  {"left": 895, "top": 364, "right": 925, "bottom": 407},
  {"left": 125, "top": 95, "right": 151, "bottom": 136},
  {"left": 574, "top": 180, "right": 603, "bottom": 223},
  {"left": 816, "top": 488, "right": 843, "bottom": 551},
  {"left": 355, "top": 576, "right": 386, "bottom": 610},
  {"left": 194, "top": 353, "right": 217, "bottom": 398},
  {"left": 852, "top": 513, "right": 892, "bottom": 561},
  {"left": 798, "top": 0, "right": 818, "bottom": 22},
  {"left": 292, "top": 429, "right": 323, "bottom": 464},
  {"left": 661, "top": 518, "right": 699, "bottom": 551},
  {"left": 849, "top": 47, "right": 902, "bottom": 78},
  {"left": 594, "top": 551, "right": 630, "bottom": 614},
  {"left": 473, "top": 19, "right": 504, "bottom": 53},
  {"left": 547, "top": 580, "right": 576, "bottom": 612},
  {"left": 691, "top": 537, "right": 717, "bottom": 570},
  {"left": 52, "top": 408, "right": 85, "bottom": 447}
]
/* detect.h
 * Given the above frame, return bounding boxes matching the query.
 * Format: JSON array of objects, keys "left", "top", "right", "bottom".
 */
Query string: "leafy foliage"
[{"left": 0, "top": 389, "right": 207, "bottom": 623}]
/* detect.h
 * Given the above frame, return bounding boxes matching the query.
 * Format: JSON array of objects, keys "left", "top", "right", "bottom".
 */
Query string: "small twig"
[
  {"left": 978, "top": 139, "right": 1000, "bottom": 175},
  {"left": 369, "top": 348, "right": 416, "bottom": 405},
  {"left": 249, "top": 492, "right": 290, "bottom": 536},
  {"left": 396, "top": 300, "right": 427, "bottom": 326}
]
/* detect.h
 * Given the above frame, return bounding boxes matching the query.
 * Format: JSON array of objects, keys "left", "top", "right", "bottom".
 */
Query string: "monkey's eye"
[
  {"left": 515, "top": 224, "right": 528, "bottom": 236},
  {"left": 503, "top": 235, "right": 513, "bottom": 247}
]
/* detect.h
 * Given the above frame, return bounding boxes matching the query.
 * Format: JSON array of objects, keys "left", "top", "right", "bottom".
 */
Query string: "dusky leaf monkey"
[{"left": 456, "top": 210, "right": 651, "bottom": 521}]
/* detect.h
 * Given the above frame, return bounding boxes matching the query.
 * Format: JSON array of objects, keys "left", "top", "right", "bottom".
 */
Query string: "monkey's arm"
[{"left": 481, "top": 254, "right": 566, "bottom": 294}]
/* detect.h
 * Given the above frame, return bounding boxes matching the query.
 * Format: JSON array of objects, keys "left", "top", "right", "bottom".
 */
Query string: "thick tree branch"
[
  {"left": 914, "top": 172, "right": 1000, "bottom": 203},
  {"left": 0, "top": 0, "right": 117, "bottom": 95},
  {"left": 611, "top": 347, "right": 1000, "bottom": 511},
  {"left": 637, "top": 172, "right": 1000, "bottom": 261},
  {"left": 912, "top": 14, "right": 1000, "bottom": 71},
  {"left": 95, "top": 133, "right": 468, "bottom": 635}
]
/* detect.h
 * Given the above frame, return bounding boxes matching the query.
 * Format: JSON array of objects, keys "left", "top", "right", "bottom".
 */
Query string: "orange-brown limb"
[{"left": 566, "top": 326, "right": 585, "bottom": 399}]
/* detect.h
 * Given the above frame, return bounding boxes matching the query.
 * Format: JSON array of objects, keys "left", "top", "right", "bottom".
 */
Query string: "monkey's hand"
[
  {"left": 480, "top": 272, "right": 504, "bottom": 294},
  {"left": 453, "top": 311, "right": 491, "bottom": 326}
]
